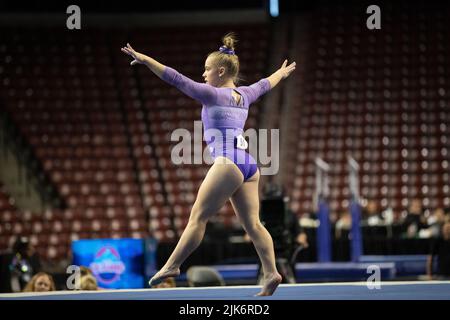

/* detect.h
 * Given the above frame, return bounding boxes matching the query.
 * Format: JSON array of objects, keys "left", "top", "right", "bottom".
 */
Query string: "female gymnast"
[{"left": 121, "top": 33, "right": 295, "bottom": 296}]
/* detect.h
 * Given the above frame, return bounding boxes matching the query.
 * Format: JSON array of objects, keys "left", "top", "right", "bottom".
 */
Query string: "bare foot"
[
  {"left": 148, "top": 267, "right": 180, "bottom": 287},
  {"left": 255, "top": 273, "right": 282, "bottom": 296}
]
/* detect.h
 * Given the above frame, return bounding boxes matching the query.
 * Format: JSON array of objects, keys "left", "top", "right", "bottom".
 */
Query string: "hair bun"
[{"left": 222, "top": 32, "right": 237, "bottom": 52}]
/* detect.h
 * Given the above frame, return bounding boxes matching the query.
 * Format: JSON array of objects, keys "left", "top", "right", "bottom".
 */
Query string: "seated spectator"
[
  {"left": 444, "top": 207, "right": 450, "bottom": 223},
  {"left": 80, "top": 274, "right": 98, "bottom": 291},
  {"left": 426, "top": 207, "right": 447, "bottom": 238},
  {"left": 74, "top": 266, "right": 98, "bottom": 290},
  {"left": 5, "top": 236, "right": 42, "bottom": 292},
  {"left": 335, "top": 211, "right": 351, "bottom": 239},
  {"left": 362, "top": 199, "right": 384, "bottom": 226},
  {"left": 23, "top": 272, "right": 56, "bottom": 292},
  {"left": 427, "top": 222, "right": 450, "bottom": 279},
  {"left": 186, "top": 266, "right": 225, "bottom": 287},
  {"left": 79, "top": 266, "right": 93, "bottom": 277},
  {"left": 402, "top": 198, "right": 428, "bottom": 238}
]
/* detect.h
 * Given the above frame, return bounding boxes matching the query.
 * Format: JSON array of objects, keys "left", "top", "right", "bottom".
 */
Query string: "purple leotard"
[{"left": 162, "top": 67, "right": 271, "bottom": 181}]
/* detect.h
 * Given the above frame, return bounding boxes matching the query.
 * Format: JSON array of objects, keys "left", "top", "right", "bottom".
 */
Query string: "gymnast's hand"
[
  {"left": 121, "top": 43, "right": 147, "bottom": 65},
  {"left": 278, "top": 59, "right": 296, "bottom": 79}
]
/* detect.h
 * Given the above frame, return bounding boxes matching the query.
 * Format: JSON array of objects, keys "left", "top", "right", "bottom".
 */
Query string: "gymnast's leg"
[
  {"left": 149, "top": 156, "right": 244, "bottom": 286},
  {"left": 230, "top": 169, "right": 282, "bottom": 296}
]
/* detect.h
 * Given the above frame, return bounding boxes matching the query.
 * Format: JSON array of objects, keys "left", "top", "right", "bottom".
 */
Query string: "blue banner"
[{"left": 72, "top": 238, "right": 145, "bottom": 289}]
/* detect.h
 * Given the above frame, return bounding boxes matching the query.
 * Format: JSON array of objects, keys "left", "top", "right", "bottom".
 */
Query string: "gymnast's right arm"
[
  {"left": 121, "top": 43, "right": 216, "bottom": 105},
  {"left": 121, "top": 43, "right": 166, "bottom": 78}
]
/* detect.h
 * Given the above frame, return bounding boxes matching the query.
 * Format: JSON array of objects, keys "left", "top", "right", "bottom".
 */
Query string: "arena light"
[{"left": 270, "top": 0, "right": 279, "bottom": 17}]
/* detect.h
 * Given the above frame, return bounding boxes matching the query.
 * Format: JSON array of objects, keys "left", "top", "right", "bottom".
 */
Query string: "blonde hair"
[
  {"left": 208, "top": 32, "right": 240, "bottom": 83},
  {"left": 23, "top": 272, "right": 56, "bottom": 292},
  {"left": 80, "top": 274, "right": 98, "bottom": 291},
  {"left": 79, "top": 266, "right": 93, "bottom": 276}
]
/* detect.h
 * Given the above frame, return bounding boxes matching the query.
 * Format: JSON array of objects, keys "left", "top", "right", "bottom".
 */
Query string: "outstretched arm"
[
  {"left": 121, "top": 43, "right": 216, "bottom": 105},
  {"left": 121, "top": 43, "right": 166, "bottom": 79},
  {"left": 266, "top": 59, "right": 296, "bottom": 89},
  {"left": 239, "top": 59, "right": 296, "bottom": 105}
]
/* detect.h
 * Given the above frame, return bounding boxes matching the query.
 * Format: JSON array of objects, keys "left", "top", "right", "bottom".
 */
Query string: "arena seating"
[
  {"left": 285, "top": 3, "right": 450, "bottom": 221},
  {"left": 0, "top": 184, "right": 19, "bottom": 250}
]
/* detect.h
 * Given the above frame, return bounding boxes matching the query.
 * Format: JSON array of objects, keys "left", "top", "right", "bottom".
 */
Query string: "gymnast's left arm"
[
  {"left": 240, "top": 59, "right": 296, "bottom": 105},
  {"left": 265, "top": 59, "right": 296, "bottom": 90}
]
